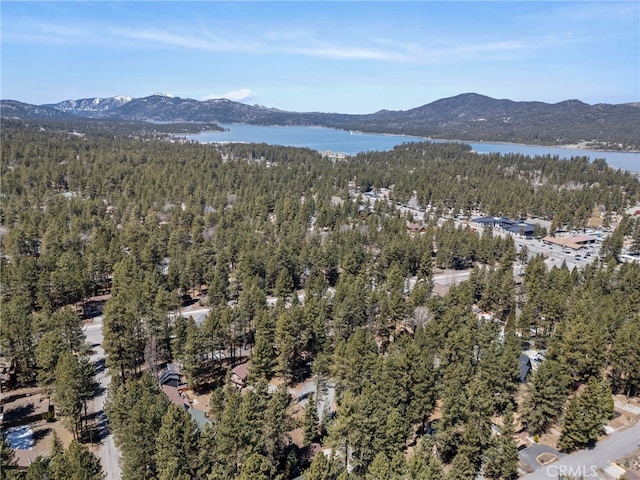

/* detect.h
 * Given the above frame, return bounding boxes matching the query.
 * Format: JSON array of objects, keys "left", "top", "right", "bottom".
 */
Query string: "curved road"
[
  {"left": 521, "top": 421, "right": 640, "bottom": 479},
  {"left": 84, "top": 316, "right": 122, "bottom": 480}
]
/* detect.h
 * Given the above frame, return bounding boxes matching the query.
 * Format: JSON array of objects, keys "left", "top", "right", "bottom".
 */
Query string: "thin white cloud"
[
  {"left": 112, "top": 28, "right": 260, "bottom": 53},
  {"left": 38, "top": 23, "right": 85, "bottom": 37},
  {"left": 111, "top": 25, "right": 414, "bottom": 61},
  {"left": 203, "top": 89, "right": 256, "bottom": 102},
  {"left": 5, "top": 17, "right": 573, "bottom": 66},
  {"left": 288, "top": 45, "right": 411, "bottom": 61},
  {"left": 415, "top": 35, "right": 574, "bottom": 64},
  {"left": 284, "top": 33, "right": 568, "bottom": 63},
  {"left": 2, "top": 20, "right": 88, "bottom": 45},
  {"left": 451, "top": 40, "right": 525, "bottom": 55}
]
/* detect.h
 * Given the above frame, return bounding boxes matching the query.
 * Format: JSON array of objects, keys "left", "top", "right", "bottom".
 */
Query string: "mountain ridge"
[
  {"left": 42, "top": 92, "right": 632, "bottom": 117},
  {"left": 48, "top": 96, "right": 133, "bottom": 115},
  {"left": 3, "top": 93, "right": 639, "bottom": 150}
]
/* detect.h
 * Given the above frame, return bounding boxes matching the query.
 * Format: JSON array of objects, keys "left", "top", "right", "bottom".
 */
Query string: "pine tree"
[
  {"left": 24, "top": 456, "right": 51, "bottom": 480},
  {"left": 483, "top": 408, "right": 518, "bottom": 479},
  {"left": 263, "top": 385, "right": 293, "bottom": 470},
  {"left": 460, "top": 379, "right": 494, "bottom": 466},
  {"left": 214, "top": 388, "right": 243, "bottom": 476},
  {"left": 35, "top": 330, "right": 65, "bottom": 406},
  {"left": 407, "top": 440, "right": 443, "bottom": 480},
  {"left": 275, "top": 267, "right": 294, "bottom": 298},
  {"left": 236, "top": 453, "right": 273, "bottom": 480},
  {"left": 555, "top": 318, "right": 607, "bottom": 385},
  {"left": 557, "top": 395, "right": 585, "bottom": 452},
  {"left": 171, "top": 315, "right": 188, "bottom": 359},
  {"left": 0, "top": 434, "right": 15, "bottom": 480},
  {"left": 366, "top": 452, "right": 392, "bottom": 480},
  {"left": 196, "top": 424, "right": 227, "bottom": 480},
  {"left": 407, "top": 342, "right": 438, "bottom": 432},
  {"left": 558, "top": 377, "right": 614, "bottom": 452},
  {"left": 105, "top": 373, "right": 169, "bottom": 479},
  {"left": 250, "top": 334, "right": 274, "bottom": 380},
  {"left": 181, "top": 317, "right": 206, "bottom": 390},
  {"left": 237, "top": 386, "right": 269, "bottom": 459},
  {"left": 61, "top": 441, "right": 104, "bottom": 480},
  {"left": 382, "top": 408, "right": 408, "bottom": 457},
  {"left": 102, "top": 257, "right": 147, "bottom": 383},
  {"left": 610, "top": 316, "right": 640, "bottom": 397},
  {"left": 303, "top": 392, "right": 320, "bottom": 446},
  {"left": 0, "top": 294, "right": 36, "bottom": 384},
  {"left": 332, "top": 329, "right": 380, "bottom": 396},
  {"left": 102, "top": 294, "right": 140, "bottom": 384},
  {"left": 304, "top": 452, "right": 344, "bottom": 480},
  {"left": 47, "top": 433, "right": 66, "bottom": 480},
  {"left": 24, "top": 439, "right": 103, "bottom": 480},
  {"left": 155, "top": 404, "right": 200, "bottom": 480},
  {"left": 274, "top": 308, "right": 300, "bottom": 384},
  {"left": 54, "top": 352, "right": 86, "bottom": 440},
  {"left": 446, "top": 452, "right": 477, "bottom": 480},
  {"left": 522, "top": 359, "right": 569, "bottom": 435},
  {"left": 389, "top": 451, "right": 408, "bottom": 479}
]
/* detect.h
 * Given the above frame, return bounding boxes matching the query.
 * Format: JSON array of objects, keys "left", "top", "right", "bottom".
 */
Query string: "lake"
[{"left": 185, "top": 124, "right": 640, "bottom": 172}]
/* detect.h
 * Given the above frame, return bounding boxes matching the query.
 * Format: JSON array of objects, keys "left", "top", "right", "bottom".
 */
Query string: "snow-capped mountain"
[
  {"left": 2, "top": 93, "right": 639, "bottom": 149},
  {"left": 45, "top": 96, "right": 132, "bottom": 116}
]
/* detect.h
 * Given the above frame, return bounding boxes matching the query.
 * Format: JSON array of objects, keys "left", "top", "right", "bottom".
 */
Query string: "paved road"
[
  {"left": 84, "top": 317, "right": 121, "bottom": 480},
  {"left": 521, "top": 421, "right": 640, "bottom": 479}
]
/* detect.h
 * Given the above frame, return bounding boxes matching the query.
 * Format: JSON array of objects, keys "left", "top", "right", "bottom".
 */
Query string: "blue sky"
[{"left": 2, "top": 1, "right": 638, "bottom": 113}]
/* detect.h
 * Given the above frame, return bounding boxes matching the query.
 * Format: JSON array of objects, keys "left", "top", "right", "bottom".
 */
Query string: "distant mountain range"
[
  {"left": 2, "top": 93, "right": 639, "bottom": 150},
  {"left": 50, "top": 95, "right": 133, "bottom": 115}
]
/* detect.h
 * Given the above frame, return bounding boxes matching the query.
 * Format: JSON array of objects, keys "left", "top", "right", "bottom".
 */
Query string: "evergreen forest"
[{"left": 1, "top": 118, "right": 639, "bottom": 479}]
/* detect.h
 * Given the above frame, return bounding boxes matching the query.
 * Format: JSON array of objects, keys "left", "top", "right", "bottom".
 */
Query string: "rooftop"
[
  {"left": 542, "top": 235, "right": 597, "bottom": 249},
  {"left": 161, "top": 384, "right": 190, "bottom": 409},
  {"left": 231, "top": 362, "right": 250, "bottom": 382}
]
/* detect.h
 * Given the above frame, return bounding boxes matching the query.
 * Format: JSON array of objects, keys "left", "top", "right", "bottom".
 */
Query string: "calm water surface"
[{"left": 185, "top": 124, "right": 640, "bottom": 172}]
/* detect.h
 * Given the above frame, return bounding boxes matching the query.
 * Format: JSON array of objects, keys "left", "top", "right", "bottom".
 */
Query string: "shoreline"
[
  {"left": 187, "top": 123, "right": 640, "bottom": 154},
  {"left": 423, "top": 136, "right": 640, "bottom": 154},
  {"left": 181, "top": 125, "right": 640, "bottom": 171}
]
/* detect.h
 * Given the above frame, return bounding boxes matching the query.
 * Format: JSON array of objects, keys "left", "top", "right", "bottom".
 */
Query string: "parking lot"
[
  {"left": 514, "top": 236, "right": 600, "bottom": 270},
  {"left": 455, "top": 217, "right": 604, "bottom": 271}
]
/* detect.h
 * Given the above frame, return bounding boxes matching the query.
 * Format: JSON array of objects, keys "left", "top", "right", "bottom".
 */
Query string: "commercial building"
[{"left": 472, "top": 216, "right": 537, "bottom": 237}]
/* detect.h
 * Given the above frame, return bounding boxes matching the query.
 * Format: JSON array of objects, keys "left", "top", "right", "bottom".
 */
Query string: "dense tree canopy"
[{"left": 1, "top": 120, "right": 638, "bottom": 479}]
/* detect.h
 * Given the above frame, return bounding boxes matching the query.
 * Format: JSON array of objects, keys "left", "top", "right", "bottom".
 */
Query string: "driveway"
[
  {"left": 519, "top": 443, "right": 564, "bottom": 473},
  {"left": 290, "top": 378, "right": 336, "bottom": 422}
]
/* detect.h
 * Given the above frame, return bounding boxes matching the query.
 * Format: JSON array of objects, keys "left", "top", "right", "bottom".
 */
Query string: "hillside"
[
  {"left": 2, "top": 93, "right": 639, "bottom": 150},
  {"left": 353, "top": 94, "right": 640, "bottom": 149},
  {"left": 1, "top": 100, "right": 76, "bottom": 120}
]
